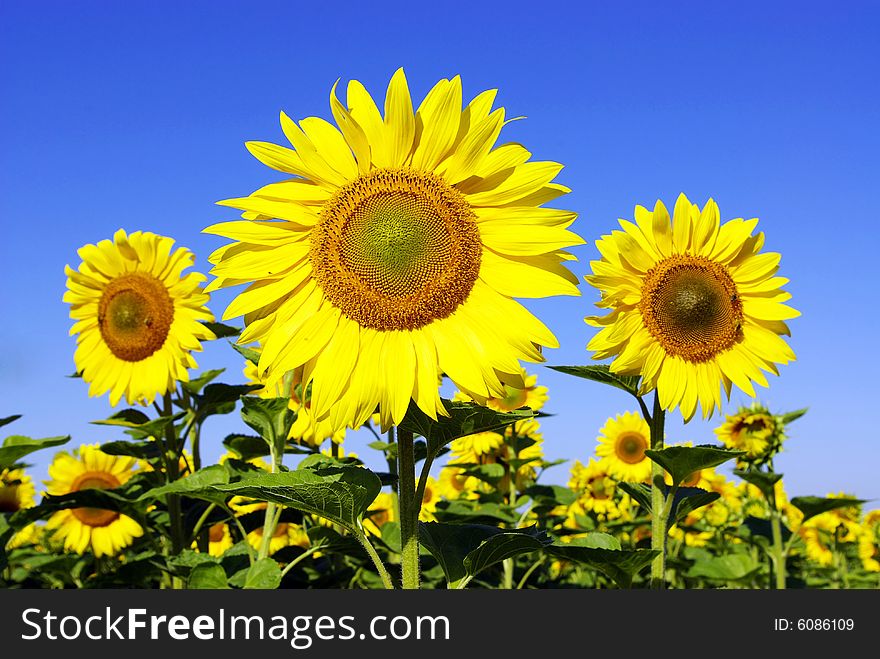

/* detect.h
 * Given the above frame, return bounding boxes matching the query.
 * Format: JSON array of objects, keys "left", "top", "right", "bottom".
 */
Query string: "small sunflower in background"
[
  {"left": 247, "top": 520, "right": 310, "bottom": 555},
  {"left": 206, "top": 69, "right": 582, "bottom": 435},
  {"left": 419, "top": 476, "right": 441, "bottom": 522},
  {"left": 0, "top": 467, "right": 36, "bottom": 514},
  {"left": 568, "top": 458, "right": 623, "bottom": 519},
  {"left": 715, "top": 403, "right": 783, "bottom": 465},
  {"left": 458, "top": 367, "right": 549, "bottom": 412},
  {"left": 363, "top": 492, "right": 397, "bottom": 537},
  {"left": 198, "top": 522, "right": 234, "bottom": 558},
  {"left": 586, "top": 194, "right": 798, "bottom": 420},
  {"left": 859, "top": 511, "right": 880, "bottom": 573},
  {"left": 594, "top": 412, "right": 652, "bottom": 483},
  {"left": 44, "top": 445, "right": 143, "bottom": 558},
  {"left": 64, "top": 229, "right": 215, "bottom": 406}
]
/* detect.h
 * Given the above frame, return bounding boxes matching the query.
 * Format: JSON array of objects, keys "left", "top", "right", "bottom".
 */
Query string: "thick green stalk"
[
  {"left": 770, "top": 508, "right": 786, "bottom": 589},
  {"left": 397, "top": 428, "right": 420, "bottom": 589},
  {"left": 162, "top": 393, "right": 185, "bottom": 562},
  {"left": 649, "top": 391, "right": 667, "bottom": 589},
  {"left": 257, "top": 437, "right": 283, "bottom": 561}
]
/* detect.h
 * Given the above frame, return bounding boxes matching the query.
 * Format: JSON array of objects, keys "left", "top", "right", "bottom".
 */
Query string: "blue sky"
[{"left": 1, "top": 1, "right": 878, "bottom": 510}]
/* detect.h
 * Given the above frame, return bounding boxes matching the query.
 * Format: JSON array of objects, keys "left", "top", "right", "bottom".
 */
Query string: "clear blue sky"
[{"left": 1, "top": 1, "right": 877, "bottom": 510}]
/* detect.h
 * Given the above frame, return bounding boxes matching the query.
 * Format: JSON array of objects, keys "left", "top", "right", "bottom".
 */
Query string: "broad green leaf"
[
  {"left": 306, "top": 526, "right": 366, "bottom": 556},
  {"left": 523, "top": 485, "right": 577, "bottom": 508},
  {"left": 181, "top": 369, "right": 226, "bottom": 395},
  {"left": 92, "top": 411, "right": 184, "bottom": 440},
  {"left": 734, "top": 469, "right": 783, "bottom": 500},
  {"left": 240, "top": 396, "right": 295, "bottom": 443},
  {"left": 169, "top": 550, "right": 219, "bottom": 569},
  {"left": 780, "top": 408, "right": 807, "bottom": 425},
  {"left": 790, "top": 496, "right": 866, "bottom": 523},
  {"left": 202, "top": 322, "right": 241, "bottom": 339},
  {"left": 617, "top": 482, "right": 652, "bottom": 511},
  {"left": 672, "top": 489, "right": 721, "bottom": 526},
  {"left": 549, "top": 545, "right": 658, "bottom": 588},
  {"left": 742, "top": 516, "right": 792, "bottom": 542},
  {"left": 231, "top": 342, "right": 261, "bottom": 367},
  {"left": 645, "top": 445, "right": 744, "bottom": 486},
  {"left": 460, "top": 463, "right": 506, "bottom": 486},
  {"left": 398, "top": 400, "right": 532, "bottom": 457},
  {"left": 95, "top": 408, "right": 150, "bottom": 425},
  {"left": 99, "top": 439, "right": 162, "bottom": 460},
  {"left": 379, "top": 521, "right": 402, "bottom": 554},
  {"left": 223, "top": 434, "right": 271, "bottom": 461},
  {"left": 0, "top": 435, "right": 70, "bottom": 470},
  {"left": 243, "top": 558, "right": 282, "bottom": 589},
  {"left": 419, "top": 522, "right": 550, "bottom": 586},
  {"left": 188, "top": 563, "right": 230, "bottom": 589},
  {"left": 10, "top": 483, "right": 139, "bottom": 528},
  {"left": 213, "top": 465, "right": 382, "bottom": 534},
  {"left": 0, "top": 415, "right": 22, "bottom": 429},
  {"left": 548, "top": 365, "right": 641, "bottom": 398},
  {"left": 434, "top": 501, "right": 518, "bottom": 524},
  {"left": 686, "top": 553, "right": 759, "bottom": 581},
  {"left": 199, "top": 383, "right": 263, "bottom": 409},
  {"left": 562, "top": 533, "right": 621, "bottom": 550},
  {"left": 137, "top": 465, "right": 233, "bottom": 505}
]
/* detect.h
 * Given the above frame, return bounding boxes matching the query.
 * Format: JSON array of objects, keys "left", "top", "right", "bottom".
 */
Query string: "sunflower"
[
  {"left": 858, "top": 516, "right": 879, "bottom": 572},
  {"left": 197, "top": 522, "right": 234, "bottom": 557},
  {"left": 568, "top": 458, "right": 623, "bottom": 519},
  {"left": 715, "top": 403, "right": 781, "bottom": 464},
  {"left": 594, "top": 412, "right": 652, "bottom": 482},
  {"left": 448, "top": 430, "right": 505, "bottom": 465},
  {"left": 364, "top": 492, "right": 397, "bottom": 537},
  {"left": 0, "top": 467, "right": 36, "bottom": 514},
  {"left": 586, "top": 194, "right": 798, "bottom": 420},
  {"left": 205, "top": 69, "right": 582, "bottom": 434},
  {"left": 246, "top": 520, "right": 310, "bottom": 555},
  {"left": 454, "top": 367, "right": 548, "bottom": 412},
  {"left": 419, "top": 476, "right": 440, "bottom": 522},
  {"left": 64, "top": 229, "right": 215, "bottom": 406},
  {"left": 436, "top": 466, "right": 474, "bottom": 501},
  {"left": 44, "top": 444, "right": 143, "bottom": 557}
]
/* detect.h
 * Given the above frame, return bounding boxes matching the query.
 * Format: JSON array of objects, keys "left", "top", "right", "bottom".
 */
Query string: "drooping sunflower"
[
  {"left": 44, "top": 444, "right": 143, "bottom": 557},
  {"left": 364, "top": 492, "right": 397, "bottom": 537},
  {"left": 205, "top": 69, "right": 582, "bottom": 433},
  {"left": 455, "top": 368, "right": 549, "bottom": 412},
  {"left": 586, "top": 194, "right": 798, "bottom": 420},
  {"left": 594, "top": 412, "right": 652, "bottom": 482},
  {"left": 64, "top": 229, "right": 216, "bottom": 406},
  {"left": 198, "top": 522, "right": 234, "bottom": 557},
  {"left": 715, "top": 403, "right": 782, "bottom": 464}
]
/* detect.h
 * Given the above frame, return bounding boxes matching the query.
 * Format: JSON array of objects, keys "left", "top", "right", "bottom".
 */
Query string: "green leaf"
[
  {"left": 0, "top": 435, "right": 70, "bottom": 470},
  {"left": 169, "top": 550, "right": 219, "bottom": 569},
  {"left": 742, "top": 515, "right": 792, "bottom": 542},
  {"left": 672, "top": 489, "right": 721, "bottom": 526},
  {"left": 181, "top": 369, "right": 226, "bottom": 395},
  {"left": 645, "top": 445, "right": 744, "bottom": 486},
  {"left": 686, "top": 553, "right": 759, "bottom": 581},
  {"left": 617, "top": 482, "right": 652, "bottom": 511},
  {"left": 419, "top": 522, "right": 551, "bottom": 586},
  {"left": 734, "top": 469, "right": 783, "bottom": 500},
  {"left": 0, "top": 415, "right": 22, "bottom": 429},
  {"left": 99, "top": 440, "right": 162, "bottom": 460},
  {"left": 434, "top": 500, "right": 518, "bottom": 524},
  {"left": 11, "top": 485, "right": 136, "bottom": 528},
  {"left": 240, "top": 396, "right": 295, "bottom": 443},
  {"left": 563, "top": 533, "right": 622, "bottom": 550},
  {"left": 223, "top": 434, "right": 271, "bottom": 461},
  {"left": 548, "top": 545, "right": 658, "bottom": 588},
  {"left": 213, "top": 465, "right": 382, "bottom": 534},
  {"left": 243, "top": 558, "right": 282, "bottom": 589},
  {"left": 780, "top": 408, "right": 808, "bottom": 425},
  {"left": 230, "top": 342, "right": 261, "bottom": 367},
  {"left": 202, "top": 322, "right": 241, "bottom": 339},
  {"left": 460, "top": 463, "right": 506, "bottom": 486},
  {"left": 522, "top": 485, "right": 577, "bottom": 508},
  {"left": 398, "top": 400, "right": 532, "bottom": 457},
  {"left": 92, "top": 411, "right": 184, "bottom": 440},
  {"left": 187, "top": 563, "right": 230, "bottom": 589},
  {"left": 378, "top": 521, "right": 402, "bottom": 554},
  {"left": 137, "top": 465, "right": 234, "bottom": 505},
  {"left": 790, "top": 496, "right": 866, "bottom": 523},
  {"left": 547, "top": 365, "right": 641, "bottom": 398},
  {"left": 199, "top": 383, "right": 263, "bottom": 409}
]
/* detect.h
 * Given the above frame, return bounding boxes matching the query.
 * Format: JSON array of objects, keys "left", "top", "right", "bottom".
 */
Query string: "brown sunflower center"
[
  {"left": 70, "top": 471, "right": 121, "bottom": 527},
  {"left": 614, "top": 432, "right": 648, "bottom": 464},
  {"left": 640, "top": 255, "right": 743, "bottom": 363},
  {"left": 98, "top": 273, "right": 174, "bottom": 362},
  {"left": 588, "top": 476, "right": 612, "bottom": 500},
  {"left": 0, "top": 484, "right": 22, "bottom": 513},
  {"left": 208, "top": 522, "right": 226, "bottom": 544},
  {"left": 311, "top": 168, "right": 481, "bottom": 330}
]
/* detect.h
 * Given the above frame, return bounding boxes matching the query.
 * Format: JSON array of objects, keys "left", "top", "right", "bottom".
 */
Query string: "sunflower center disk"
[
  {"left": 640, "top": 255, "right": 743, "bottom": 362},
  {"left": 98, "top": 273, "right": 174, "bottom": 362},
  {"left": 311, "top": 169, "right": 481, "bottom": 331},
  {"left": 615, "top": 432, "right": 647, "bottom": 464},
  {"left": 70, "top": 471, "right": 121, "bottom": 527}
]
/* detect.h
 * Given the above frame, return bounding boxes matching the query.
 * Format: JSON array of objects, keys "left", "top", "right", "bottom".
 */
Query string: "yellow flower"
[
  {"left": 858, "top": 518, "right": 879, "bottom": 572},
  {"left": 455, "top": 368, "right": 549, "bottom": 412},
  {"left": 44, "top": 445, "right": 143, "bottom": 557},
  {"left": 435, "top": 466, "right": 474, "bottom": 501},
  {"left": 715, "top": 404, "right": 780, "bottom": 463},
  {"left": 568, "top": 458, "right": 622, "bottom": 519},
  {"left": 205, "top": 69, "right": 582, "bottom": 436},
  {"left": 419, "top": 476, "right": 440, "bottom": 522},
  {"left": 594, "top": 412, "right": 652, "bottom": 483},
  {"left": 64, "top": 229, "right": 215, "bottom": 406},
  {"left": 586, "top": 194, "right": 798, "bottom": 420},
  {"left": 449, "top": 431, "right": 505, "bottom": 465},
  {"left": 196, "top": 522, "right": 233, "bottom": 558},
  {"left": 364, "top": 492, "right": 397, "bottom": 537},
  {"left": 247, "top": 521, "right": 310, "bottom": 555},
  {"left": 6, "top": 523, "right": 42, "bottom": 550},
  {"left": 0, "top": 467, "right": 36, "bottom": 513}
]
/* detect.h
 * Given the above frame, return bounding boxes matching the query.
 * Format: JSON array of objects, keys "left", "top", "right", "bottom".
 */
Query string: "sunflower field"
[{"left": 1, "top": 70, "right": 877, "bottom": 592}]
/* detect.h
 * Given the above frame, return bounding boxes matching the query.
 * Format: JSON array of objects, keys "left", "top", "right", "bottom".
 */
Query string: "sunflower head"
[
  {"left": 64, "top": 229, "right": 215, "bottom": 406},
  {"left": 205, "top": 69, "right": 582, "bottom": 436},
  {"left": 586, "top": 194, "right": 798, "bottom": 420},
  {"left": 715, "top": 402, "right": 785, "bottom": 465},
  {"left": 44, "top": 444, "right": 143, "bottom": 557},
  {"left": 0, "top": 467, "right": 36, "bottom": 514},
  {"left": 594, "top": 412, "right": 652, "bottom": 483}
]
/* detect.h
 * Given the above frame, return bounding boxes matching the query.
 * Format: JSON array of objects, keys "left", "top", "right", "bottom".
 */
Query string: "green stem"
[
  {"left": 162, "top": 393, "right": 185, "bottom": 568},
  {"left": 279, "top": 543, "right": 326, "bottom": 579},
  {"left": 257, "top": 437, "right": 283, "bottom": 561},
  {"left": 516, "top": 555, "right": 545, "bottom": 589},
  {"left": 397, "top": 427, "right": 420, "bottom": 589},
  {"left": 770, "top": 508, "right": 786, "bottom": 589},
  {"left": 355, "top": 533, "right": 395, "bottom": 590},
  {"left": 191, "top": 503, "right": 217, "bottom": 544},
  {"left": 648, "top": 390, "right": 667, "bottom": 589}
]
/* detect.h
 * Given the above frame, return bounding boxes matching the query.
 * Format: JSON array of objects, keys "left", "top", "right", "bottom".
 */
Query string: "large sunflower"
[
  {"left": 205, "top": 69, "right": 582, "bottom": 433},
  {"left": 64, "top": 229, "right": 216, "bottom": 406},
  {"left": 586, "top": 194, "right": 798, "bottom": 420},
  {"left": 594, "top": 411, "right": 652, "bottom": 482},
  {"left": 44, "top": 444, "right": 143, "bottom": 557}
]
